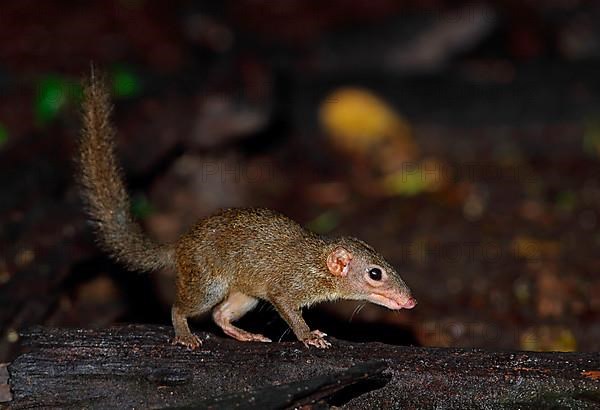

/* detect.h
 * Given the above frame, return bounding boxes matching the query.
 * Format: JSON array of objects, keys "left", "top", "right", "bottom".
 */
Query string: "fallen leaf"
[{"left": 582, "top": 370, "right": 600, "bottom": 380}]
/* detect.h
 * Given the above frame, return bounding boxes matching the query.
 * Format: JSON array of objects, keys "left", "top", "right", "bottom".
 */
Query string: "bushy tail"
[{"left": 79, "top": 73, "right": 173, "bottom": 271}]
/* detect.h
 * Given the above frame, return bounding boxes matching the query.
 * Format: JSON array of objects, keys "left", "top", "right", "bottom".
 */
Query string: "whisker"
[
  {"left": 278, "top": 328, "right": 290, "bottom": 342},
  {"left": 349, "top": 302, "right": 367, "bottom": 322},
  {"left": 356, "top": 302, "right": 367, "bottom": 316},
  {"left": 349, "top": 304, "right": 361, "bottom": 323}
]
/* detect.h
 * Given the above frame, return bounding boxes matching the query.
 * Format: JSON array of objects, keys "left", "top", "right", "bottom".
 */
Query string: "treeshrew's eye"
[{"left": 368, "top": 267, "right": 382, "bottom": 281}]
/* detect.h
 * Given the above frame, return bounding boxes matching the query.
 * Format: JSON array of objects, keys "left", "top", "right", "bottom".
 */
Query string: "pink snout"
[
  {"left": 404, "top": 296, "right": 417, "bottom": 309},
  {"left": 367, "top": 293, "right": 418, "bottom": 310}
]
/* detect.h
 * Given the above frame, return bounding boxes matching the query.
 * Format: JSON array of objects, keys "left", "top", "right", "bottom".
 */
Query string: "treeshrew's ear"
[{"left": 326, "top": 247, "right": 353, "bottom": 277}]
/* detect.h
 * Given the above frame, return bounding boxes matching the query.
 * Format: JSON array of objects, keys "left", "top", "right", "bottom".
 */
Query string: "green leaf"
[
  {"left": 306, "top": 210, "right": 340, "bottom": 234},
  {"left": 555, "top": 190, "right": 576, "bottom": 213},
  {"left": 583, "top": 117, "right": 600, "bottom": 157},
  {"left": 112, "top": 66, "right": 141, "bottom": 98},
  {"left": 383, "top": 170, "right": 429, "bottom": 196},
  {"left": 36, "top": 75, "right": 69, "bottom": 125},
  {"left": 131, "top": 194, "right": 155, "bottom": 219},
  {"left": 35, "top": 75, "right": 81, "bottom": 126},
  {"left": 0, "top": 123, "right": 8, "bottom": 147}
]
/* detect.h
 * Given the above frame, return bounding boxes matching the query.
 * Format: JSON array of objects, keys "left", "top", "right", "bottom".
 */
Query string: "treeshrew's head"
[{"left": 326, "top": 237, "right": 416, "bottom": 310}]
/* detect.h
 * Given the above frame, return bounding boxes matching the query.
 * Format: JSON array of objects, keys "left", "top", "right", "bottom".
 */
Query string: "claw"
[
  {"left": 172, "top": 334, "right": 202, "bottom": 350},
  {"left": 302, "top": 329, "right": 332, "bottom": 349}
]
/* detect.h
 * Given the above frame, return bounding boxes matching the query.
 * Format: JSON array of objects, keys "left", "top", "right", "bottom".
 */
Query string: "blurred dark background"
[{"left": 2, "top": 0, "right": 600, "bottom": 362}]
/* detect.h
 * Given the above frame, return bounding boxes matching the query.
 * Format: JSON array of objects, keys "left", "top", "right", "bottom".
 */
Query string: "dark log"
[
  {"left": 0, "top": 363, "right": 11, "bottom": 403},
  {"left": 5, "top": 325, "right": 600, "bottom": 409}
]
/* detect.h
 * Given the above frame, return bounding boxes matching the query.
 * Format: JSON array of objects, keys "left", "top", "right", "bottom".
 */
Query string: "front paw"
[{"left": 302, "top": 330, "right": 331, "bottom": 349}]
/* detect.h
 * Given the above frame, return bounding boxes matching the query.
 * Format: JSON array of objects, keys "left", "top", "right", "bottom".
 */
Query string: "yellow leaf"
[{"left": 319, "top": 87, "right": 413, "bottom": 157}]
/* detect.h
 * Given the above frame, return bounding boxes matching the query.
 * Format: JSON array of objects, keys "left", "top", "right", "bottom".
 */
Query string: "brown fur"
[
  {"left": 79, "top": 74, "right": 414, "bottom": 349},
  {"left": 79, "top": 74, "right": 174, "bottom": 271}
]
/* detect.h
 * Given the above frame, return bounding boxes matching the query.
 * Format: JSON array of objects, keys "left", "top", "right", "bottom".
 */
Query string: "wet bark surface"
[{"left": 5, "top": 325, "right": 600, "bottom": 409}]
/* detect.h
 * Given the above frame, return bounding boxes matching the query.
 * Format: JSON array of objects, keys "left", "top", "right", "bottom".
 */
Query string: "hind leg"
[
  {"left": 171, "top": 275, "right": 228, "bottom": 349},
  {"left": 212, "top": 292, "right": 271, "bottom": 342},
  {"left": 172, "top": 306, "right": 203, "bottom": 349}
]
